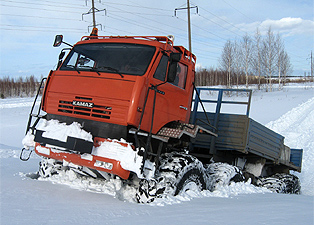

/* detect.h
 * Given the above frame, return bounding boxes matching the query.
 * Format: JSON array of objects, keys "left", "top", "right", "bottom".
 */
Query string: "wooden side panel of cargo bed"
[{"left": 192, "top": 112, "right": 284, "bottom": 162}]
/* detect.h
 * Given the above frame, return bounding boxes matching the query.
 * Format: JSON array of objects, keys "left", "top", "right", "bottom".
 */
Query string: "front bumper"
[{"left": 34, "top": 142, "right": 131, "bottom": 179}]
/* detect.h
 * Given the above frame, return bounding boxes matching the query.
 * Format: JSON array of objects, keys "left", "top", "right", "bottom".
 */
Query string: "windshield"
[{"left": 60, "top": 43, "right": 156, "bottom": 76}]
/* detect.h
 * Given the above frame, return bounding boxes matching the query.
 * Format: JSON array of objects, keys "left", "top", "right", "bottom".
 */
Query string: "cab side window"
[
  {"left": 153, "top": 55, "right": 169, "bottom": 81},
  {"left": 171, "top": 62, "right": 187, "bottom": 89}
]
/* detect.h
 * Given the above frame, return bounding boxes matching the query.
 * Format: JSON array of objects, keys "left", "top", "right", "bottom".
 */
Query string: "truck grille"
[{"left": 58, "top": 97, "right": 111, "bottom": 120}]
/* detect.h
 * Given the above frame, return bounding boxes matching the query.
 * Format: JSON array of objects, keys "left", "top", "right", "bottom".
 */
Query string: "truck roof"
[{"left": 76, "top": 35, "right": 196, "bottom": 65}]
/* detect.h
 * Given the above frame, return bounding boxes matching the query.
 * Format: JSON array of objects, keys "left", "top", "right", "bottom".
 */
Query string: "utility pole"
[
  {"left": 174, "top": 1, "right": 198, "bottom": 53},
  {"left": 311, "top": 51, "right": 313, "bottom": 81},
  {"left": 82, "top": 0, "right": 106, "bottom": 33},
  {"left": 187, "top": 0, "right": 192, "bottom": 52},
  {"left": 91, "top": 0, "right": 96, "bottom": 28}
]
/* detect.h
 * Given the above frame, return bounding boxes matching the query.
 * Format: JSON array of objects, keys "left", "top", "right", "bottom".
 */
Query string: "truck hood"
[{"left": 44, "top": 72, "right": 136, "bottom": 126}]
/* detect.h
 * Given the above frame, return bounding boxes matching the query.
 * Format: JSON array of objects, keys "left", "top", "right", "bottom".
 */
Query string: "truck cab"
[
  {"left": 42, "top": 35, "right": 196, "bottom": 140},
  {"left": 25, "top": 34, "right": 203, "bottom": 180}
]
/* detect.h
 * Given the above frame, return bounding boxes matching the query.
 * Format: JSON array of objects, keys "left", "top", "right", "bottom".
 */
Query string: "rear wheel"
[
  {"left": 158, "top": 152, "right": 206, "bottom": 195},
  {"left": 205, "top": 162, "right": 245, "bottom": 191},
  {"left": 175, "top": 168, "right": 206, "bottom": 195},
  {"left": 257, "top": 173, "right": 301, "bottom": 194},
  {"left": 257, "top": 176, "right": 286, "bottom": 193},
  {"left": 272, "top": 173, "right": 301, "bottom": 194}
]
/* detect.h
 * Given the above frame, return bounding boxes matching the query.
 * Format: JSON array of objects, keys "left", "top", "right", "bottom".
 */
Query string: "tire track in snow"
[{"left": 266, "top": 97, "right": 314, "bottom": 196}]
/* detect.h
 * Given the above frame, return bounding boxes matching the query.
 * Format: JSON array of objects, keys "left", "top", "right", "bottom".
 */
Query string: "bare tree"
[
  {"left": 220, "top": 40, "right": 235, "bottom": 88},
  {"left": 233, "top": 40, "right": 242, "bottom": 89},
  {"left": 241, "top": 34, "right": 253, "bottom": 88},
  {"left": 281, "top": 51, "right": 293, "bottom": 85},
  {"left": 275, "top": 33, "right": 284, "bottom": 90},
  {"left": 262, "top": 27, "right": 277, "bottom": 92},
  {"left": 252, "top": 28, "right": 262, "bottom": 89}
]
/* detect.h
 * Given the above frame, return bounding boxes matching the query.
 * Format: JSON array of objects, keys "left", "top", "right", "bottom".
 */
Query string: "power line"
[
  {"left": 2, "top": 0, "right": 86, "bottom": 10},
  {"left": 106, "top": 11, "right": 223, "bottom": 51},
  {"left": 0, "top": 27, "right": 86, "bottom": 33},
  {"left": 107, "top": 10, "right": 173, "bottom": 17},
  {"left": 1, "top": 13, "right": 86, "bottom": 22},
  {"left": 97, "top": 2, "right": 225, "bottom": 54},
  {"left": 0, "top": 3, "right": 83, "bottom": 14},
  {"left": 101, "top": 1, "right": 172, "bottom": 12},
  {"left": 106, "top": 4, "right": 183, "bottom": 33},
  {"left": 198, "top": 14, "right": 243, "bottom": 38},
  {"left": 220, "top": 0, "right": 253, "bottom": 21},
  {"left": 175, "top": 17, "right": 227, "bottom": 42},
  {"left": 0, "top": 24, "right": 86, "bottom": 32},
  {"left": 100, "top": 1, "right": 228, "bottom": 46},
  {"left": 197, "top": 5, "right": 248, "bottom": 36}
]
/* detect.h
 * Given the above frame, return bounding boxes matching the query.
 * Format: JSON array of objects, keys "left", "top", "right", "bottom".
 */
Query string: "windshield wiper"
[
  {"left": 79, "top": 65, "right": 101, "bottom": 75},
  {"left": 65, "top": 65, "right": 80, "bottom": 74},
  {"left": 99, "top": 66, "right": 124, "bottom": 78}
]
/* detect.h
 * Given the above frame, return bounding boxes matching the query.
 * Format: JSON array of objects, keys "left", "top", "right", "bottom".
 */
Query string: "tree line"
[
  {"left": 0, "top": 76, "right": 42, "bottom": 98},
  {"left": 194, "top": 67, "right": 311, "bottom": 88},
  {"left": 217, "top": 26, "right": 293, "bottom": 91}
]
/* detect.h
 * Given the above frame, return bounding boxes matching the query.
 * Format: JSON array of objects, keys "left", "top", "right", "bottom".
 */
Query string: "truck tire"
[
  {"left": 257, "top": 176, "right": 286, "bottom": 193},
  {"left": 38, "top": 158, "right": 63, "bottom": 178},
  {"left": 174, "top": 168, "right": 206, "bottom": 195},
  {"left": 158, "top": 152, "right": 206, "bottom": 196},
  {"left": 272, "top": 173, "right": 301, "bottom": 194},
  {"left": 205, "top": 162, "right": 245, "bottom": 190},
  {"left": 136, "top": 152, "right": 206, "bottom": 203},
  {"left": 257, "top": 173, "right": 301, "bottom": 194}
]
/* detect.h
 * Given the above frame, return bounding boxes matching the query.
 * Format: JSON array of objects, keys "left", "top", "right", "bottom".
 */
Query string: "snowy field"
[{"left": 0, "top": 83, "right": 313, "bottom": 225}]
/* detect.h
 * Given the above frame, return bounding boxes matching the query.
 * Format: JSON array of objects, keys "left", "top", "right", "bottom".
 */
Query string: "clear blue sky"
[{"left": 0, "top": 0, "right": 313, "bottom": 79}]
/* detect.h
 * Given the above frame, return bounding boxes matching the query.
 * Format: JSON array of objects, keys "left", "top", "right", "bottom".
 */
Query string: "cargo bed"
[{"left": 190, "top": 88, "right": 302, "bottom": 172}]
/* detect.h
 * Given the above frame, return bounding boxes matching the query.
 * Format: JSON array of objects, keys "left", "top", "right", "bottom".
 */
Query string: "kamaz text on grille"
[{"left": 72, "top": 100, "right": 94, "bottom": 108}]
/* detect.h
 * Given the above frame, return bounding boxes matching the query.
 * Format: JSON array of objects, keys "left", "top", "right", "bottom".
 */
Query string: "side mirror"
[
  {"left": 53, "top": 35, "right": 63, "bottom": 47},
  {"left": 170, "top": 53, "right": 181, "bottom": 63}
]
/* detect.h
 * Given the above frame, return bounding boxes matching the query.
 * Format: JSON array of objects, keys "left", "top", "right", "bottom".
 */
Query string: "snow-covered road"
[
  {"left": 267, "top": 96, "right": 314, "bottom": 196},
  {"left": 1, "top": 83, "right": 313, "bottom": 224}
]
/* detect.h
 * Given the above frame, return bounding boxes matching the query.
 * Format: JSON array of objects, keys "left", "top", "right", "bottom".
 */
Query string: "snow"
[
  {"left": 36, "top": 145, "right": 51, "bottom": 156},
  {"left": 36, "top": 119, "right": 93, "bottom": 143},
  {"left": 92, "top": 139, "right": 145, "bottom": 178},
  {"left": 266, "top": 96, "right": 314, "bottom": 196},
  {"left": 1, "top": 83, "right": 314, "bottom": 224},
  {"left": 21, "top": 131, "right": 35, "bottom": 150}
]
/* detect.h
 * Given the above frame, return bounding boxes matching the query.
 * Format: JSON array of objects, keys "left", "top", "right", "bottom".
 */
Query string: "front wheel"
[{"left": 38, "top": 158, "right": 63, "bottom": 178}]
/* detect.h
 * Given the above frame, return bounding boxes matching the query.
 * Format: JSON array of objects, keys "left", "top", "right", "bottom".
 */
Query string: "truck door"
[{"left": 149, "top": 54, "right": 191, "bottom": 132}]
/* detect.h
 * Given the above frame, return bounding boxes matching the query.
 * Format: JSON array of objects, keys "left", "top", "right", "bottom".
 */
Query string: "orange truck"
[{"left": 21, "top": 30, "right": 302, "bottom": 202}]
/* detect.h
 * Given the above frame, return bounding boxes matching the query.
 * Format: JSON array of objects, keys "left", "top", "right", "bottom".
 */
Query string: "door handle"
[{"left": 180, "top": 105, "right": 188, "bottom": 111}]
